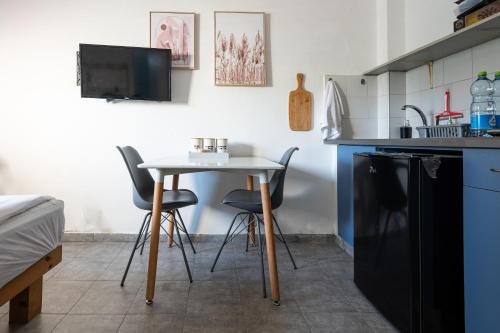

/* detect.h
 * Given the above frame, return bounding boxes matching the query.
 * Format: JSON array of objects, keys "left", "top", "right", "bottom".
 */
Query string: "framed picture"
[
  {"left": 150, "top": 11, "right": 195, "bottom": 69},
  {"left": 214, "top": 11, "right": 266, "bottom": 86}
]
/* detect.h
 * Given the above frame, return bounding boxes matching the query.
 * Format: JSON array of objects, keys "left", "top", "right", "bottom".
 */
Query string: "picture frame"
[
  {"left": 150, "top": 11, "right": 196, "bottom": 69},
  {"left": 214, "top": 11, "right": 266, "bottom": 86}
]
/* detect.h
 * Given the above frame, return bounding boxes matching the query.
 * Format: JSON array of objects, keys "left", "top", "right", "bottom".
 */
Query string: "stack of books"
[{"left": 454, "top": 0, "right": 500, "bottom": 31}]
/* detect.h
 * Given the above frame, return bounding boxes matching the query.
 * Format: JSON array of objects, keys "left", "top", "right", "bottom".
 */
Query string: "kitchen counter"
[{"left": 324, "top": 137, "right": 500, "bottom": 149}]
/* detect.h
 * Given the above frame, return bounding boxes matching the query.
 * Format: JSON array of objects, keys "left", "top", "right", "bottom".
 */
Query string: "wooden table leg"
[
  {"left": 9, "top": 277, "right": 42, "bottom": 324},
  {"left": 260, "top": 179, "right": 280, "bottom": 305},
  {"left": 146, "top": 179, "right": 164, "bottom": 304},
  {"left": 167, "top": 174, "right": 179, "bottom": 247},
  {"left": 246, "top": 176, "right": 256, "bottom": 246}
]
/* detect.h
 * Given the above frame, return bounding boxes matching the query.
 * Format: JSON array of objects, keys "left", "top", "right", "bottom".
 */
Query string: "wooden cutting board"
[{"left": 289, "top": 73, "right": 312, "bottom": 131}]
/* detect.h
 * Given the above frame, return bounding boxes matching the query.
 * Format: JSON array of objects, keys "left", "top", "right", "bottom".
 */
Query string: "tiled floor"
[{"left": 0, "top": 239, "right": 398, "bottom": 332}]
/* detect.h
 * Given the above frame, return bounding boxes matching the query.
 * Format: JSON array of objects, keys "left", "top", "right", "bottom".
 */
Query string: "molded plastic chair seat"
[
  {"left": 222, "top": 189, "right": 265, "bottom": 213},
  {"left": 134, "top": 189, "right": 198, "bottom": 211}
]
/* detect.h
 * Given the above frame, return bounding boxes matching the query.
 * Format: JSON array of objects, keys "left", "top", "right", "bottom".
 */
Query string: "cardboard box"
[{"left": 454, "top": 0, "right": 500, "bottom": 31}]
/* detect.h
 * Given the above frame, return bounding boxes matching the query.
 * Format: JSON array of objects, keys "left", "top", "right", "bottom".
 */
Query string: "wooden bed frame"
[{"left": 0, "top": 245, "right": 62, "bottom": 324}]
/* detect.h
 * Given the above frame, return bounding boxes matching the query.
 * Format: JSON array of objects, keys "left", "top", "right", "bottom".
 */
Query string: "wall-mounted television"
[{"left": 79, "top": 44, "right": 171, "bottom": 101}]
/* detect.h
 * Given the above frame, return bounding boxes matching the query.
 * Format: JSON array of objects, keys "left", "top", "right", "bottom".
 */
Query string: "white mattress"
[{"left": 0, "top": 198, "right": 64, "bottom": 288}]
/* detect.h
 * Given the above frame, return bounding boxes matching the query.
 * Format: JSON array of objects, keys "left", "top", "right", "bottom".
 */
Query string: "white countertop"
[{"left": 139, "top": 156, "right": 284, "bottom": 170}]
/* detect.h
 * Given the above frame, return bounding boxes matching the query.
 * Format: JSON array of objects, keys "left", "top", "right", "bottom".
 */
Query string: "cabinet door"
[
  {"left": 337, "top": 145, "right": 376, "bottom": 246},
  {"left": 464, "top": 186, "right": 500, "bottom": 333},
  {"left": 463, "top": 149, "right": 500, "bottom": 192}
]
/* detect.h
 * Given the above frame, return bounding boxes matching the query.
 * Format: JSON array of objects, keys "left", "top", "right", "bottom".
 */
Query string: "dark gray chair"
[
  {"left": 117, "top": 146, "right": 198, "bottom": 285},
  {"left": 211, "top": 147, "right": 299, "bottom": 297}
]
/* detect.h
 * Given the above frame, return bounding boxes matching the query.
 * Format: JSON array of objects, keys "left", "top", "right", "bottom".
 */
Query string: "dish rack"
[{"left": 416, "top": 124, "right": 471, "bottom": 138}]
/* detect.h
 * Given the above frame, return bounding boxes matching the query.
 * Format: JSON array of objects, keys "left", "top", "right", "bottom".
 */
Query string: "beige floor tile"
[
  {"left": 52, "top": 314, "right": 124, "bottom": 333},
  {"left": 70, "top": 281, "right": 141, "bottom": 315},
  {"left": 42, "top": 280, "right": 93, "bottom": 314},
  {"left": 0, "top": 314, "right": 64, "bottom": 333},
  {"left": 118, "top": 313, "right": 184, "bottom": 333}
]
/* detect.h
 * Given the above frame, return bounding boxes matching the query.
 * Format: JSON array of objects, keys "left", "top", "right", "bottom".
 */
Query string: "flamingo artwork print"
[
  {"left": 214, "top": 12, "right": 266, "bottom": 86},
  {"left": 150, "top": 12, "right": 195, "bottom": 69}
]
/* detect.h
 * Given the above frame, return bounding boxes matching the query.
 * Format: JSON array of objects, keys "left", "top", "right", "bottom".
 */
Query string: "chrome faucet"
[{"left": 401, "top": 105, "right": 428, "bottom": 126}]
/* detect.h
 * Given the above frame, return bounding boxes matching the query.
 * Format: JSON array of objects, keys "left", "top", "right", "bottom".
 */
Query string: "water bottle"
[
  {"left": 470, "top": 71, "right": 496, "bottom": 136},
  {"left": 493, "top": 71, "right": 500, "bottom": 128}
]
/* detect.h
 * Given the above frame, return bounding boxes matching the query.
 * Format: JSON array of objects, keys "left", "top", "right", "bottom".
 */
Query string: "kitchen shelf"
[{"left": 364, "top": 12, "right": 500, "bottom": 76}]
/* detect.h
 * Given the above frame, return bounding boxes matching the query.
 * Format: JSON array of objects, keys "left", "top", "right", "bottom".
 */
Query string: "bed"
[{"left": 0, "top": 195, "right": 64, "bottom": 324}]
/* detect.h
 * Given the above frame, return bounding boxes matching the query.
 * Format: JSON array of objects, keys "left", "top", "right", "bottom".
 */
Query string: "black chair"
[
  {"left": 211, "top": 147, "right": 299, "bottom": 297},
  {"left": 117, "top": 146, "right": 198, "bottom": 285}
]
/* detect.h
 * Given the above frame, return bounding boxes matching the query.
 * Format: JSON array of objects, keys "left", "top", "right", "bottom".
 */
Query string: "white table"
[{"left": 139, "top": 157, "right": 285, "bottom": 305}]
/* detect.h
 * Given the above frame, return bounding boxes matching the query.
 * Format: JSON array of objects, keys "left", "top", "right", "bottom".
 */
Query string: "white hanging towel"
[{"left": 320, "top": 80, "right": 345, "bottom": 140}]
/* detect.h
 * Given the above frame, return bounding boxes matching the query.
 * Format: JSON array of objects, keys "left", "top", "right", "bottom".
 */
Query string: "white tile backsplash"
[
  {"left": 432, "top": 59, "right": 444, "bottom": 88},
  {"left": 419, "top": 65, "right": 432, "bottom": 91},
  {"left": 389, "top": 117, "right": 405, "bottom": 138},
  {"left": 443, "top": 49, "right": 473, "bottom": 84},
  {"left": 347, "top": 77, "right": 369, "bottom": 97},
  {"left": 450, "top": 79, "right": 473, "bottom": 112},
  {"left": 395, "top": 37, "right": 500, "bottom": 134},
  {"left": 378, "top": 118, "right": 389, "bottom": 138},
  {"left": 345, "top": 96, "right": 378, "bottom": 119},
  {"left": 367, "top": 76, "right": 378, "bottom": 97},
  {"left": 421, "top": 89, "right": 435, "bottom": 114},
  {"left": 389, "top": 72, "right": 406, "bottom": 95},
  {"left": 377, "top": 72, "right": 389, "bottom": 96},
  {"left": 325, "top": 74, "right": 378, "bottom": 139},
  {"left": 405, "top": 91, "right": 421, "bottom": 111},
  {"left": 389, "top": 94, "right": 406, "bottom": 118},
  {"left": 406, "top": 68, "right": 420, "bottom": 94},
  {"left": 472, "top": 38, "right": 500, "bottom": 76},
  {"left": 344, "top": 118, "right": 378, "bottom": 138},
  {"left": 432, "top": 85, "right": 448, "bottom": 118},
  {"left": 328, "top": 37, "right": 500, "bottom": 140},
  {"left": 377, "top": 94, "right": 390, "bottom": 118}
]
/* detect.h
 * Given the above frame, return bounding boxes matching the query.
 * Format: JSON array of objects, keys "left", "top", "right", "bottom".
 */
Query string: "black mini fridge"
[{"left": 353, "top": 152, "right": 464, "bottom": 333}]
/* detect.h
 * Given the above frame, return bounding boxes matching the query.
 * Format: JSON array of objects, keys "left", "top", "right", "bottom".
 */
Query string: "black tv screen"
[{"left": 79, "top": 44, "right": 171, "bottom": 101}]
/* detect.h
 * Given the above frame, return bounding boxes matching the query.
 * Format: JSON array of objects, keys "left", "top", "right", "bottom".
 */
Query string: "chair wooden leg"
[
  {"left": 9, "top": 277, "right": 42, "bottom": 324},
  {"left": 167, "top": 175, "right": 179, "bottom": 247}
]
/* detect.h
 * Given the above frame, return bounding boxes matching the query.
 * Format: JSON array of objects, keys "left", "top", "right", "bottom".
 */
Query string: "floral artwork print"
[
  {"left": 150, "top": 12, "right": 195, "bottom": 69},
  {"left": 215, "top": 12, "right": 266, "bottom": 86}
]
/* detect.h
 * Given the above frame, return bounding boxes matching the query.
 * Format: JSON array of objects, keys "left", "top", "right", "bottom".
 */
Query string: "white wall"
[
  {"left": 376, "top": 0, "right": 389, "bottom": 64},
  {"left": 376, "top": 0, "right": 405, "bottom": 63},
  {"left": 387, "top": 0, "right": 406, "bottom": 60},
  {"left": 376, "top": 0, "right": 456, "bottom": 63},
  {"left": 404, "top": 0, "right": 455, "bottom": 53},
  {"left": 0, "top": 0, "right": 377, "bottom": 234}
]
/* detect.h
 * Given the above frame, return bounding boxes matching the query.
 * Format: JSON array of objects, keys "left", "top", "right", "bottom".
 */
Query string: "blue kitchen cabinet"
[
  {"left": 463, "top": 149, "right": 500, "bottom": 333},
  {"left": 337, "top": 145, "right": 376, "bottom": 246},
  {"left": 463, "top": 149, "right": 500, "bottom": 192}
]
